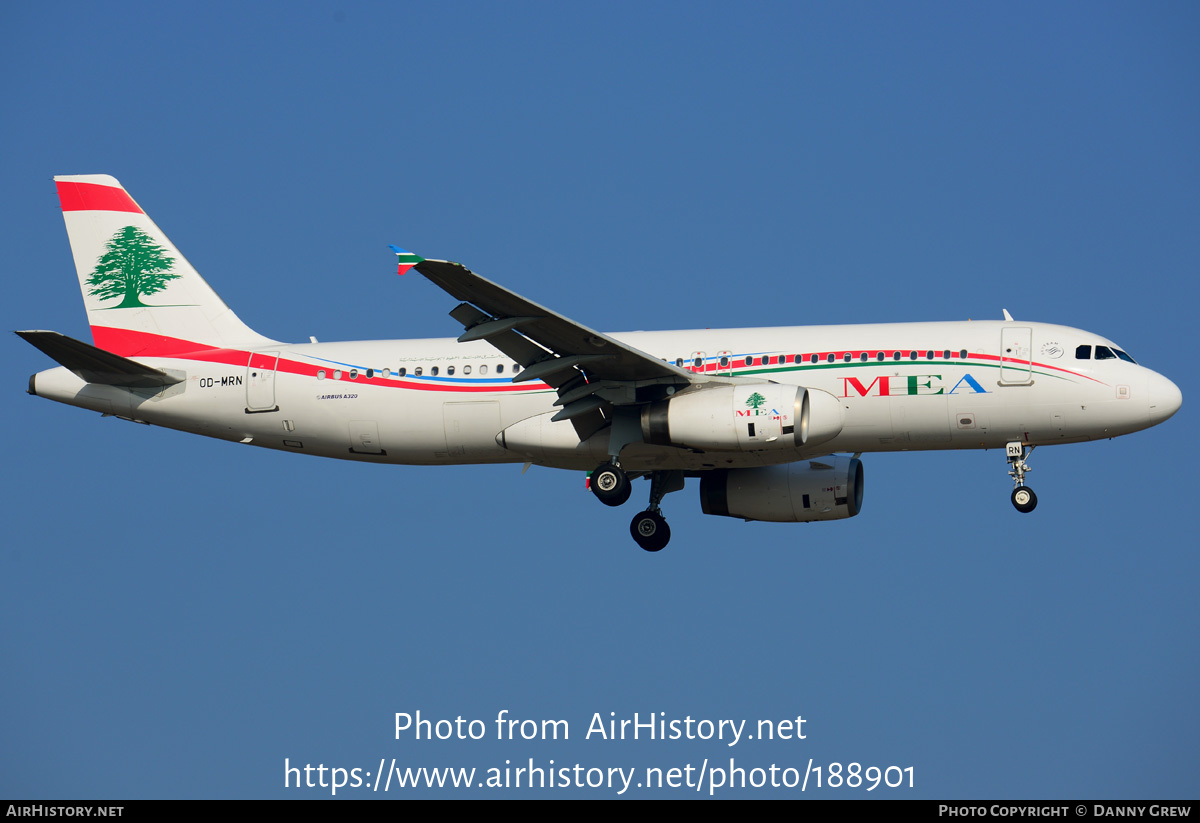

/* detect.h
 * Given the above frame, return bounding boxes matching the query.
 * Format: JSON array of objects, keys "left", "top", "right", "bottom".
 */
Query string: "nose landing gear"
[
  {"left": 1011, "top": 486, "right": 1038, "bottom": 513},
  {"left": 1006, "top": 441, "right": 1037, "bottom": 513}
]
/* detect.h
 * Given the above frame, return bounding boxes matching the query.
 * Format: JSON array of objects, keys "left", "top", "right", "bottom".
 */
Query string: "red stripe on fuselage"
[
  {"left": 91, "top": 326, "right": 229, "bottom": 358},
  {"left": 88, "top": 326, "right": 549, "bottom": 394},
  {"left": 88, "top": 326, "right": 1104, "bottom": 395},
  {"left": 964, "top": 351, "right": 1104, "bottom": 384},
  {"left": 56, "top": 181, "right": 143, "bottom": 214}
]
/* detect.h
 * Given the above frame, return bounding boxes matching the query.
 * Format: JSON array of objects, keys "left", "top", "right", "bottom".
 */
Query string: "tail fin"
[{"left": 54, "top": 174, "right": 276, "bottom": 358}]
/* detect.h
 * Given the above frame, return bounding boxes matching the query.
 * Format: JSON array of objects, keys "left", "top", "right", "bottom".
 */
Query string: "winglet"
[{"left": 389, "top": 245, "right": 425, "bottom": 276}]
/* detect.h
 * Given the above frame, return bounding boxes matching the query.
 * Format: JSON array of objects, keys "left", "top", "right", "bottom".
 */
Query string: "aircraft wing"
[
  {"left": 414, "top": 259, "right": 696, "bottom": 384},
  {"left": 413, "top": 258, "right": 712, "bottom": 440}
]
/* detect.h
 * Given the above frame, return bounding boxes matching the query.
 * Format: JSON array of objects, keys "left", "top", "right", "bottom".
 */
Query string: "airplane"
[{"left": 22, "top": 175, "right": 1183, "bottom": 551}]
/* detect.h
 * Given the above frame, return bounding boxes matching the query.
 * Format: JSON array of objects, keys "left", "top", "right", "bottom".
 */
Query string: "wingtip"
[{"left": 390, "top": 245, "right": 426, "bottom": 275}]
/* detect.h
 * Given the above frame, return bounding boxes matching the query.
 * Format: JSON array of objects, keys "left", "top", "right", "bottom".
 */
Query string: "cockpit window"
[
  {"left": 1113, "top": 349, "right": 1136, "bottom": 364},
  {"left": 1075, "top": 345, "right": 1091, "bottom": 360},
  {"left": 1094, "top": 346, "right": 1116, "bottom": 361}
]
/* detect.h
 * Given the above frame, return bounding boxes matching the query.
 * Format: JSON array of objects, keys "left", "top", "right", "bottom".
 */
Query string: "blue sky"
[{"left": 2, "top": 1, "right": 1197, "bottom": 798}]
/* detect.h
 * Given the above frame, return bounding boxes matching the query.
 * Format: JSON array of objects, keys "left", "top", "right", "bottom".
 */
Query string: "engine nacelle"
[
  {"left": 642, "top": 384, "right": 805, "bottom": 452},
  {"left": 699, "top": 456, "right": 864, "bottom": 522},
  {"left": 641, "top": 384, "right": 844, "bottom": 453},
  {"left": 803, "top": 387, "right": 845, "bottom": 449}
]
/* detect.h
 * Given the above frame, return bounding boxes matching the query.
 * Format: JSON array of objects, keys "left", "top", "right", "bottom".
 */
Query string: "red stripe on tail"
[{"left": 57, "top": 181, "right": 143, "bottom": 214}]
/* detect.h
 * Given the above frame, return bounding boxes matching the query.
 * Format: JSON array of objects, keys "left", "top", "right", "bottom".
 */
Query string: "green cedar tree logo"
[
  {"left": 746, "top": 391, "right": 766, "bottom": 410},
  {"left": 86, "top": 226, "right": 180, "bottom": 308}
]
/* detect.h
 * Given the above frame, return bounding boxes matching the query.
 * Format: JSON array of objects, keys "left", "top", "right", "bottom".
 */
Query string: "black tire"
[
  {"left": 591, "top": 463, "right": 630, "bottom": 507},
  {"left": 630, "top": 510, "right": 671, "bottom": 552},
  {"left": 1011, "top": 486, "right": 1038, "bottom": 514}
]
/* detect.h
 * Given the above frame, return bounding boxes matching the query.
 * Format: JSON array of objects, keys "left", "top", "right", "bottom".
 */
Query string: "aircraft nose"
[{"left": 1147, "top": 371, "right": 1182, "bottom": 424}]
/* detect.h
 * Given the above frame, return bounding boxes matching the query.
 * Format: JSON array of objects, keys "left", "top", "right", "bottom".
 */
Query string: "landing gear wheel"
[
  {"left": 630, "top": 510, "right": 671, "bottom": 552},
  {"left": 591, "top": 463, "right": 631, "bottom": 507},
  {"left": 1011, "top": 486, "right": 1038, "bottom": 513}
]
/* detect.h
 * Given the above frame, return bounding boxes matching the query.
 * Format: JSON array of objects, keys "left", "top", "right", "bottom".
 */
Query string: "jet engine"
[
  {"left": 640, "top": 384, "right": 843, "bottom": 452},
  {"left": 699, "top": 456, "right": 864, "bottom": 522}
]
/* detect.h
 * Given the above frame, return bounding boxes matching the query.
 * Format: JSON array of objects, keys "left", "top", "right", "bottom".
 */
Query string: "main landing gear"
[
  {"left": 589, "top": 463, "right": 683, "bottom": 552},
  {"left": 590, "top": 462, "right": 631, "bottom": 507},
  {"left": 1006, "top": 441, "right": 1038, "bottom": 513},
  {"left": 630, "top": 510, "right": 670, "bottom": 553}
]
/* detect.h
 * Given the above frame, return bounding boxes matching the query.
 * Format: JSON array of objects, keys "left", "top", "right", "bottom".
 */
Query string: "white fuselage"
[{"left": 30, "top": 319, "right": 1180, "bottom": 472}]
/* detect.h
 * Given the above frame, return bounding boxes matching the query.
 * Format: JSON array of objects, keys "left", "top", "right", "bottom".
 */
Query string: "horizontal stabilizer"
[{"left": 16, "top": 330, "right": 184, "bottom": 388}]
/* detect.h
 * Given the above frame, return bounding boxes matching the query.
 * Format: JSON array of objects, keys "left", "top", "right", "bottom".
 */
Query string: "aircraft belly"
[
  {"left": 840, "top": 399, "right": 894, "bottom": 444},
  {"left": 442, "top": 401, "right": 503, "bottom": 458},
  {"left": 889, "top": 395, "right": 951, "bottom": 445}
]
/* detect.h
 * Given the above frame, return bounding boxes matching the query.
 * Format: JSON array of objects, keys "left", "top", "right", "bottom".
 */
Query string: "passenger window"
[
  {"left": 719, "top": 356, "right": 729, "bottom": 367},
  {"left": 1094, "top": 346, "right": 1115, "bottom": 361},
  {"left": 810, "top": 354, "right": 818, "bottom": 364},
  {"left": 876, "top": 352, "right": 885, "bottom": 361},
  {"left": 414, "top": 367, "right": 422, "bottom": 377},
  {"left": 480, "top": 365, "right": 488, "bottom": 375},
  {"left": 677, "top": 358, "right": 685, "bottom": 368},
  {"left": 398, "top": 367, "right": 407, "bottom": 377},
  {"left": 893, "top": 352, "right": 901, "bottom": 361},
  {"left": 827, "top": 353, "right": 835, "bottom": 363},
  {"left": 464, "top": 365, "right": 471, "bottom": 375},
  {"left": 926, "top": 351, "right": 934, "bottom": 360},
  {"left": 333, "top": 370, "right": 342, "bottom": 380},
  {"left": 367, "top": 368, "right": 374, "bottom": 378},
  {"left": 910, "top": 351, "right": 918, "bottom": 360},
  {"left": 382, "top": 369, "right": 390, "bottom": 378},
  {"left": 943, "top": 350, "right": 950, "bottom": 359},
  {"left": 744, "top": 356, "right": 752, "bottom": 367},
  {"left": 496, "top": 364, "right": 504, "bottom": 374},
  {"left": 447, "top": 366, "right": 455, "bottom": 376},
  {"left": 843, "top": 352, "right": 851, "bottom": 362},
  {"left": 694, "top": 357, "right": 704, "bottom": 369},
  {"left": 860, "top": 352, "right": 868, "bottom": 361},
  {"left": 513, "top": 364, "right": 522, "bottom": 373},
  {"left": 431, "top": 366, "right": 439, "bottom": 376},
  {"left": 1075, "top": 345, "right": 1092, "bottom": 360},
  {"left": 959, "top": 349, "right": 967, "bottom": 359},
  {"left": 349, "top": 369, "right": 358, "bottom": 380},
  {"left": 317, "top": 370, "right": 326, "bottom": 380}
]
